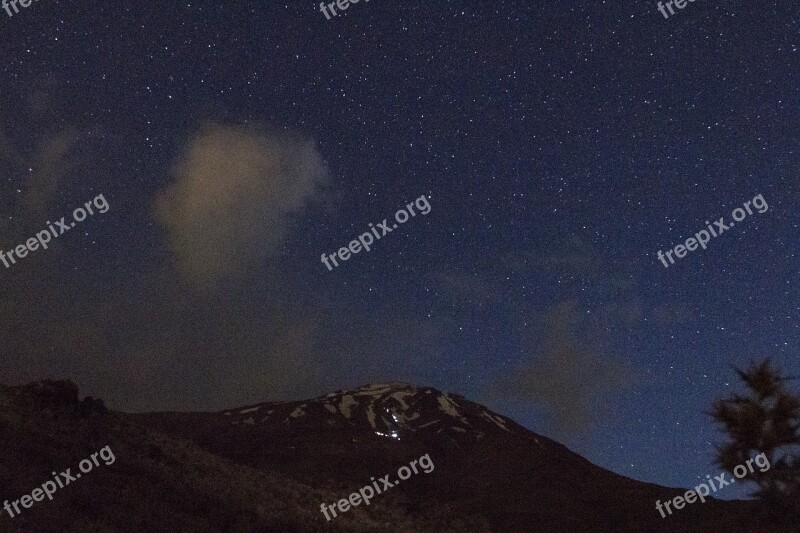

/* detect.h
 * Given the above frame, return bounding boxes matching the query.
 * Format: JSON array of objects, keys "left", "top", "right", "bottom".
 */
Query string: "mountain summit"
[{"left": 220, "top": 382, "right": 523, "bottom": 445}]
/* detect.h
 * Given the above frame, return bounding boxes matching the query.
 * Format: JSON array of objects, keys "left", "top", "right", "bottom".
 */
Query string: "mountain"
[{"left": 0, "top": 380, "right": 793, "bottom": 532}]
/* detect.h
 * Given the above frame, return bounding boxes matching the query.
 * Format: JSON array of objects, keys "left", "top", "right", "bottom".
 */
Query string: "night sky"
[{"left": 1, "top": 0, "right": 797, "bottom": 499}]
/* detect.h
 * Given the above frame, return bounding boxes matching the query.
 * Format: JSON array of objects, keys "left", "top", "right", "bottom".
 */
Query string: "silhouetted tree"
[{"left": 711, "top": 360, "right": 800, "bottom": 516}]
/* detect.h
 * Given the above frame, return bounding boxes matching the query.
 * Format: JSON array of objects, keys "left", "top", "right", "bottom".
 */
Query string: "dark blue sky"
[{"left": 0, "top": 0, "right": 797, "bottom": 498}]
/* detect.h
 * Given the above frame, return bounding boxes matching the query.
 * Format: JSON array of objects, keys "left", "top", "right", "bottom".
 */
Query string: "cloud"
[
  {"left": 0, "top": 79, "right": 90, "bottom": 215},
  {"left": 502, "top": 300, "right": 639, "bottom": 438},
  {"left": 0, "top": 118, "right": 338, "bottom": 412},
  {"left": 0, "top": 125, "right": 82, "bottom": 214},
  {"left": 154, "top": 124, "right": 329, "bottom": 288},
  {"left": 25, "top": 128, "right": 81, "bottom": 213}
]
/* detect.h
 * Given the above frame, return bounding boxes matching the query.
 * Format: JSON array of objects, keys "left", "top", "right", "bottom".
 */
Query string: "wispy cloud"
[
  {"left": 501, "top": 300, "right": 640, "bottom": 438},
  {"left": 25, "top": 128, "right": 81, "bottom": 213}
]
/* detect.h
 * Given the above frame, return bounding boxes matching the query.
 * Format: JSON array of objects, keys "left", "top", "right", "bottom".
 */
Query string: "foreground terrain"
[{"left": 0, "top": 380, "right": 793, "bottom": 532}]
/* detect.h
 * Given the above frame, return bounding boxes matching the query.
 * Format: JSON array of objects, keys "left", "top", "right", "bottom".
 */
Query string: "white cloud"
[{"left": 155, "top": 124, "right": 328, "bottom": 287}]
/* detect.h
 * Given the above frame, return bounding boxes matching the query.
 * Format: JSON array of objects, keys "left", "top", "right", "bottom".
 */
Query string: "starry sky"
[{"left": 0, "top": 0, "right": 797, "bottom": 499}]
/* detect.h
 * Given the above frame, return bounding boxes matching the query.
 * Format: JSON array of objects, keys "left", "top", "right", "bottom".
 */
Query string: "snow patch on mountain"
[
  {"left": 480, "top": 410, "right": 512, "bottom": 432},
  {"left": 436, "top": 393, "right": 469, "bottom": 425},
  {"left": 339, "top": 395, "right": 358, "bottom": 418}
]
